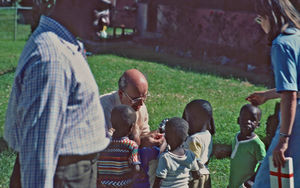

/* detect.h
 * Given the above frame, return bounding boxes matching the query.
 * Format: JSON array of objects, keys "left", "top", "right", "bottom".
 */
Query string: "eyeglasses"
[
  {"left": 254, "top": 15, "right": 262, "bottom": 24},
  {"left": 123, "top": 91, "right": 150, "bottom": 104}
]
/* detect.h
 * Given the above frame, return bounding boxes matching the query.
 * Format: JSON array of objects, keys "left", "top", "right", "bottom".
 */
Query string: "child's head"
[
  {"left": 164, "top": 117, "right": 189, "bottom": 150},
  {"left": 238, "top": 104, "right": 262, "bottom": 137},
  {"left": 111, "top": 104, "right": 137, "bottom": 138},
  {"left": 182, "top": 99, "right": 215, "bottom": 135}
]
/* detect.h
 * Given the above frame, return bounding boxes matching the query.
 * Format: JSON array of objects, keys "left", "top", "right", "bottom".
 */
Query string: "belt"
[{"left": 58, "top": 152, "right": 99, "bottom": 166}]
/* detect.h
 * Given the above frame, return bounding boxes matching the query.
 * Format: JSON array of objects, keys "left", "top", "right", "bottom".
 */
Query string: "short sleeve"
[
  {"left": 156, "top": 154, "right": 168, "bottom": 178},
  {"left": 255, "top": 139, "right": 266, "bottom": 163},
  {"left": 271, "top": 44, "right": 298, "bottom": 92},
  {"left": 188, "top": 139, "right": 202, "bottom": 159},
  {"left": 189, "top": 151, "right": 200, "bottom": 171},
  {"left": 128, "top": 141, "right": 141, "bottom": 165}
]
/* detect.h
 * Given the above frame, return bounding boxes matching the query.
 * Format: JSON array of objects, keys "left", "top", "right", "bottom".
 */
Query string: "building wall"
[{"left": 156, "top": 4, "right": 270, "bottom": 66}]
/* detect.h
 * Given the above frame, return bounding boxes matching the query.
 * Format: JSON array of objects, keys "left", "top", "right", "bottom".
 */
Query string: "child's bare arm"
[{"left": 153, "top": 176, "right": 163, "bottom": 188}]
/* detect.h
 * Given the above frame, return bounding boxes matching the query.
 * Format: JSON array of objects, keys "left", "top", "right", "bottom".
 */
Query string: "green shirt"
[{"left": 228, "top": 133, "right": 266, "bottom": 188}]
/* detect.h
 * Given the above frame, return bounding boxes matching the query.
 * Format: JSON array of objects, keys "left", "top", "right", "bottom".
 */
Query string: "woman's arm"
[
  {"left": 272, "top": 91, "right": 297, "bottom": 167},
  {"left": 246, "top": 88, "right": 280, "bottom": 105}
]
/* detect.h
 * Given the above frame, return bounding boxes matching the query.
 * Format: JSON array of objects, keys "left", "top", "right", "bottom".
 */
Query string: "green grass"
[
  {"left": 0, "top": 9, "right": 31, "bottom": 41},
  {"left": 106, "top": 27, "right": 134, "bottom": 36},
  {"left": 0, "top": 21, "right": 279, "bottom": 187},
  {"left": 0, "top": 150, "right": 16, "bottom": 188},
  {"left": 0, "top": 49, "right": 278, "bottom": 188}
]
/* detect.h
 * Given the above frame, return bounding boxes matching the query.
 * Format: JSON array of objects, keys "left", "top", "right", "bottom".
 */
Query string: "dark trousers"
[
  {"left": 10, "top": 154, "right": 21, "bottom": 188},
  {"left": 9, "top": 153, "right": 98, "bottom": 188}
]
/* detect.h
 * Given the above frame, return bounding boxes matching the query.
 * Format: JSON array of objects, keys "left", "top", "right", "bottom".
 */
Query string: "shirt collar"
[
  {"left": 283, "top": 27, "right": 300, "bottom": 35},
  {"left": 39, "top": 15, "right": 81, "bottom": 50}
]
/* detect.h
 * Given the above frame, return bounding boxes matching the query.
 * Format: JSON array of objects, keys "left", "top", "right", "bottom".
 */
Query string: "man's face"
[{"left": 119, "top": 82, "right": 148, "bottom": 111}]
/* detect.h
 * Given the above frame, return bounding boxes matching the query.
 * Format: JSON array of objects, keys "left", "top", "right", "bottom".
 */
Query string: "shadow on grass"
[
  {"left": 0, "top": 137, "right": 8, "bottom": 153},
  {"left": 84, "top": 39, "right": 274, "bottom": 88}
]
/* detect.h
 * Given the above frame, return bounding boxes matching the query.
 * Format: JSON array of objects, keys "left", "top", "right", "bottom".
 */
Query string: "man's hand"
[{"left": 140, "top": 131, "right": 164, "bottom": 147}]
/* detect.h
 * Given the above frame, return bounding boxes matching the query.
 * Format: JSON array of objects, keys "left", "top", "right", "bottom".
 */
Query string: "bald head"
[
  {"left": 118, "top": 69, "right": 148, "bottom": 91},
  {"left": 118, "top": 69, "right": 148, "bottom": 111}
]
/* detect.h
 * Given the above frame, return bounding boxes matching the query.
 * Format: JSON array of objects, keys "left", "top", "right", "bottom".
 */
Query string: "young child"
[
  {"left": 97, "top": 105, "right": 141, "bottom": 188},
  {"left": 182, "top": 99, "right": 216, "bottom": 188},
  {"left": 228, "top": 104, "right": 266, "bottom": 188},
  {"left": 154, "top": 117, "right": 200, "bottom": 188},
  {"left": 132, "top": 119, "right": 168, "bottom": 188}
]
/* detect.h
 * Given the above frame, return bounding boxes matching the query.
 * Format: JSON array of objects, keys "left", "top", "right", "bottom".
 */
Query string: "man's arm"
[{"left": 18, "top": 59, "right": 69, "bottom": 187}]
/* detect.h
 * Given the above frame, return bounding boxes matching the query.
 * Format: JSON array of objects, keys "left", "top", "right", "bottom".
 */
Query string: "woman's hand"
[
  {"left": 246, "top": 91, "right": 268, "bottom": 106},
  {"left": 246, "top": 88, "right": 280, "bottom": 106},
  {"left": 273, "top": 91, "right": 297, "bottom": 167},
  {"left": 272, "top": 137, "right": 289, "bottom": 167}
]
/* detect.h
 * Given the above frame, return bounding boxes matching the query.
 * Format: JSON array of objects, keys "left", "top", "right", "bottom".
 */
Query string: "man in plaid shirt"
[{"left": 4, "top": 0, "right": 111, "bottom": 187}]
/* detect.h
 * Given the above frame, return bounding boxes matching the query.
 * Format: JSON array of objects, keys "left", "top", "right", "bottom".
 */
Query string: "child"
[
  {"left": 228, "top": 104, "right": 266, "bottom": 188},
  {"left": 133, "top": 119, "right": 168, "bottom": 188},
  {"left": 154, "top": 117, "right": 200, "bottom": 188},
  {"left": 97, "top": 105, "right": 141, "bottom": 188},
  {"left": 182, "top": 99, "right": 216, "bottom": 188}
]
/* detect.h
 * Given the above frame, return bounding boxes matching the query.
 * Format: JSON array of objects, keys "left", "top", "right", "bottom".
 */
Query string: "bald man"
[{"left": 100, "top": 69, "right": 163, "bottom": 146}]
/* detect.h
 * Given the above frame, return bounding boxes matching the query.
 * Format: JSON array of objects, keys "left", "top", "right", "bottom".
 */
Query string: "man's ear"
[{"left": 118, "top": 89, "right": 123, "bottom": 100}]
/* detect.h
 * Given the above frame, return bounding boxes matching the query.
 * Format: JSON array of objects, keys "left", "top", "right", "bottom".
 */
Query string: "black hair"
[
  {"left": 165, "top": 117, "right": 189, "bottom": 148},
  {"left": 240, "top": 104, "right": 262, "bottom": 122},
  {"left": 111, "top": 105, "right": 137, "bottom": 137},
  {"left": 182, "top": 99, "right": 216, "bottom": 135},
  {"left": 255, "top": 0, "right": 300, "bottom": 43}
]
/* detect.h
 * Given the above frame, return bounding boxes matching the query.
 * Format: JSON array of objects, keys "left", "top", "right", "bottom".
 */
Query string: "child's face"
[{"left": 238, "top": 111, "right": 259, "bottom": 137}]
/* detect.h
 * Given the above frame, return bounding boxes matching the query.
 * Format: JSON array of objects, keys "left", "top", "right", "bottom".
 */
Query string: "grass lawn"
[
  {"left": 0, "top": 20, "right": 279, "bottom": 187},
  {"left": 0, "top": 46, "right": 278, "bottom": 187}
]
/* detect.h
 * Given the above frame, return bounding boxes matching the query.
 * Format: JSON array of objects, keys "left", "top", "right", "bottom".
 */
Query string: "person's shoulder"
[
  {"left": 100, "top": 91, "right": 118, "bottom": 99},
  {"left": 159, "top": 150, "right": 170, "bottom": 159},
  {"left": 185, "top": 149, "right": 196, "bottom": 158},
  {"left": 252, "top": 135, "right": 265, "bottom": 145},
  {"left": 273, "top": 28, "right": 300, "bottom": 48},
  {"left": 100, "top": 91, "right": 119, "bottom": 107},
  {"left": 32, "top": 31, "right": 72, "bottom": 65},
  {"left": 190, "top": 131, "right": 212, "bottom": 144}
]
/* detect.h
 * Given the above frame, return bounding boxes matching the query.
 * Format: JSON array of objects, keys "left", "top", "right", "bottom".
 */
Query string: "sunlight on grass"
[{"left": 0, "top": 52, "right": 278, "bottom": 187}]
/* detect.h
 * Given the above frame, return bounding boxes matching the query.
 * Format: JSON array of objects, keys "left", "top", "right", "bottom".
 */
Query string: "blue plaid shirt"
[{"left": 4, "top": 16, "right": 110, "bottom": 188}]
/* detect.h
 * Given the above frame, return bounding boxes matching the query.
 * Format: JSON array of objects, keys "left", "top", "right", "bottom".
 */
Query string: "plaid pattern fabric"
[
  {"left": 4, "top": 16, "right": 109, "bottom": 187},
  {"left": 97, "top": 137, "right": 141, "bottom": 187}
]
